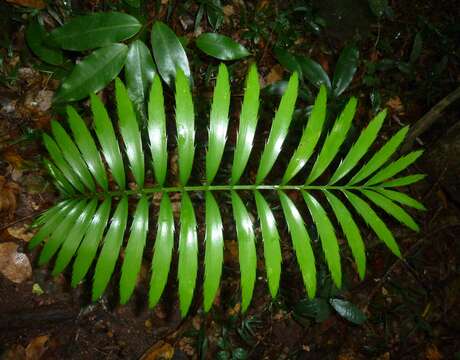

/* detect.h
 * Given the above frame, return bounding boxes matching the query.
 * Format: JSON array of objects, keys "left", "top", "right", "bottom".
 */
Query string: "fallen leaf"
[
  {"left": 25, "top": 335, "right": 50, "bottom": 360},
  {"left": 223, "top": 5, "right": 235, "bottom": 17},
  {"left": 426, "top": 344, "right": 443, "bottom": 360},
  {"left": 0, "top": 176, "right": 20, "bottom": 219},
  {"left": 2, "top": 345, "right": 26, "bottom": 360},
  {"left": 7, "top": 225, "right": 35, "bottom": 242},
  {"left": 224, "top": 240, "right": 238, "bottom": 263},
  {"left": 0, "top": 242, "right": 32, "bottom": 283},
  {"left": 140, "top": 341, "right": 174, "bottom": 360},
  {"left": 5, "top": 0, "right": 45, "bottom": 8},
  {"left": 264, "top": 65, "right": 284, "bottom": 85},
  {"left": 386, "top": 96, "right": 405, "bottom": 115}
]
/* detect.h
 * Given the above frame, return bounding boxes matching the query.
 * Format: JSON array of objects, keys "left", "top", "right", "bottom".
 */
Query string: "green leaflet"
[
  {"left": 375, "top": 188, "right": 426, "bottom": 210},
  {"left": 361, "top": 190, "right": 419, "bottom": 231},
  {"left": 43, "top": 159, "right": 75, "bottom": 195},
  {"left": 254, "top": 191, "right": 281, "bottom": 297},
  {"left": 279, "top": 191, "right": 316, "bottom": 298},
  {"left": 231, "top": 64, "right": 260, "bottom": 184},
  {"left": 72, "top": 197, "right": 112, "bottom": 287},
  {"left": 148, "top": 75, "right": 168, "bottom": 185},
  {"left": 349, "top": 126, "right": 409, "bottom": 185},
  {"left": 91, "top": 93, "right": 126, "bottom": 189},
  {"left": 50, "top": 12, "right": 141, "bottom": 51},
  {"left": 67, "top": 106, "right": 108, "bottom": 190},
  {"left": 381, "top": 174, "right": 426, "bottom": 187},
  {"left": 256, "top": 72, "right": 299, "bottom": 184},
  {"left": 206, "top": 64, "right": 230, "bottom": 183},
  {"left": 283, "top": 85, "right": 327, "bottom": 183},
  {"left": 365, "top": 150, "right": 424, "bottom": 186},
  {"left": 55, "top": 43, "right": 128, "bottom": 102},
  {"left": 149, "top": 193, "right": 175, "bottom": 308},
  {"left": 178, "top": 192, "right": 198, "bottom": 316},
  {"left": 120, "top": 196, "right": 149, "bottom": 304},
  {"left": 93, "top": 197, "right": 129, "bottom": 301},
  {"left": 297, "top": 56, "right": 331, "bottom": 90},
  {"left": 302, "top": 191, "right": 342, "bottom": 288},
  {"left": 324, "top": 191, "right": 366, "bottom": 279},
  {"left": 203, "top": 191, "right": 224, "bottom": 311},
  {"left": 306, "top": 97, "right": 357, "bottom": 184},
  {"left": 344, "top": 191, "right": 401, "bottom": 257},
  {"left": 175, "top": 68, "right": 195, "bottom": 185},
  {"left": 329, "top": 109, "right": 387, "bottom": 184},
  {"left": 231, "top": 191, "right": 257, "bottom": 312},
  {"left": 115, "top": 78, "right": 145, "bottom": 187}
]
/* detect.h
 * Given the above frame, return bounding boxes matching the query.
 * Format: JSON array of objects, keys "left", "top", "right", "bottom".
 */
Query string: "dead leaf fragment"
[
  {"left": 0, "top": 176, "right": 20, "bottom": 219},
  {"left": 6, "top": 0, "right": 46, "bottom": 9},
  {"left": 0, "top": 242, "right": 32, "bottom": 283},
  {"left": 425, "top": 344, "right": 443, "bottom": 360},
  {"left": 7, "top": 225, "right": 35, "bottom": 242},
  {"left": 264, "top": 65, "right": 284, "bottom": 85},
  {"left": 386, "top": 96, "right": 405, "bottom": 115},
  {"left": 25, "top": 335, "right": 50, "bottom": 360},
  {"left": 140, "top": 341, "right": 174, "bottom": 360}
]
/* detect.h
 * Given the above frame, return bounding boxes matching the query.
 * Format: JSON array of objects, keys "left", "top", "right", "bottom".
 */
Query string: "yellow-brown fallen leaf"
[
  {"left": 0, "top": 242, "right": 32, "bottom": 283},
  {"left": 5, "top": 0, "right": 45, "bottom": 8},
  {"left": 426, "top": 344, "right": 443, "bottom": 360},
  {"left": 0, "top": 176, "right": 20, "bottom": 219},
  {"left": 7, "top": 225, "right": 35, "bottom": 242},
  {"left": 264, "top": 65, "right": 284, "bottom": 86},
  {"left": 386, "top": 96, "right": 405, "bottom": 115},
  {"left": 139, "top": 341, "right": 174, "bottom": 360},
  {"left": 25, "top": 335, "right": 50, "bottom": 360}
]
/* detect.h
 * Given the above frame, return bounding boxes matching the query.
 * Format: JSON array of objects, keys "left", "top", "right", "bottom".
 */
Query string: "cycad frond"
[{"left": 31, "top": 64, "right": 425, "bottom": 316}]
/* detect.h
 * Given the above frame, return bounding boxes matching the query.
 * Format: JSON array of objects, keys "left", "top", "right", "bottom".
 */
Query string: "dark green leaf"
[
  {"left": 273, "top": 47, "right": 302, "bottom": 76},
  {"left": 297, "top": 56, "right": 331, "bottom": 90},
  {"left": 196, "top": 33, "right": 250, "bottom": 61},
  {"left": 332, "top": 45, "right": 359, "bottom": 97},
  {"left": 330, "top": 298, "right": 367, "bottom": 324},
  {"left": 295, "top": 298, "right": 331, "bottom": 323},
  {"left": 26, "top": 18, "right": 63, "bottom": 65}
]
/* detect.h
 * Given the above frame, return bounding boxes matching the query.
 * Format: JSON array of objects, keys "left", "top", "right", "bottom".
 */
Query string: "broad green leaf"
[
  {"left": 410, "top": 32, "right": 423, "bottom": 63},
  {"left": 206, "top": 64, "right": 230, "bottom": 183},
  {"left": 29, "top": 201, "right": 77, "bottom": 249},
  {"left": 273, "top": 47, "right": 302, "bottom": 76},
  {"left": 67, "top": 106, "right": 108, "bottom": 190},
  {"left": 71, "top": 197, "right": 112, "bottom": 287},
  {"left": 302, "top": 191, "right": 341, "bottom": 288},
  {"left": 51, "top": 120, "right": 95, "bottom": 191},
  {"left": 324, "top": 191, "right": 366, "bottom": 279},
  {"left": 332, "top": 44, "right": 359, "bottom": 97},
  {"left": 295, "top": 298, "right": 331, "bottom": 323},
  {"left": 278, "top": 191, "right": 316, "bottom": 298},
  {"left": 344, "top": 191, "right": 401, "bottom": 257},
  {"left": 254, "top": 191, "right": 281, "bottom": 297},
  {"left": 148, "top": 76, "right": 168, "bottom": 185},
  {"left": 178, "top": 192, "right": 198, "bottom": 316},
  {"left": 376, "top": 188, "right": 426, "bottom": 210},
  {"left": 39, "top": 200, "right": 87, "bottom": 265},
  {"left": 256, "top": 72, "right": 299, "bottom": 184},
  {"left": 26, "top": 18, "right": 63, "bottom": 65},
  {"left": 196, "top": 33, "right": 250, "bottom": 60},
  {"left": 125, "top": 40, "right": 157, "bottom": 115},
  {"left": 381, "top": 174, "right": 425, "bottom": 187},
  {"left": 42, "top": 134, "right": 85, "bottom": 192},
  {"left": 361, "top": 189, "right": 419, "bottom": 231},
  {"left": 43, "top": 159, "right": 75, "bottom": 195},
  {"left": 151, "top": 21, "right": 191, "bottom": 86},
  {"left": 115, "top": 78, "right": 145, "bottom": 187},
  {"left": 120, "top": 196, "right": 149, "bottom": 304},
  {"left": 365, "top": 150, "right": 423, "bottom": 186},
  {"left": 50, "top": 12, "right": 141, "bottom": 51},
  {"left": 306, "top": 97, "right": 357, "bottom": 184},
  {"left": 349, "top": 126, "right": 409, "bottom": 184},
  {"left": 283, "top": 85, "right": 327, "bottom": 183},
  {"left": 93, "top": 197, "right": 129, "bottom": 301},
  {"left": 149, "top": 194, "right": 175, "bottom": 307},
  {"left": 52, "top": 199, "right": 98, "bottom": 275},
  {"left": 297, "top": 56, "right": 331, "bottom": 90},
  {"left": 330, "top": 298, "right": 367, "bottom": 324},
  {"left": 231, "top": 64, "right": 260, "bottom": 184},
  {"left": 55, "top": 43, "right": 128, "bottom": 102},
  {"left": 175, "top": 68, "right": 195, "bottom": 185},
  {"left": 330, "top": 109, "right": 387, "bottom": 184},
  {"left": 203, "top": 191, "right": 224, "bottom": 311},
  {"left": 91, "top": 93, "right": 126, "bottom": 189},
  {"left": 206, "top": 0, "right": 224, "bottom": 30},
  {"left": 231, "top": 191, "right": 256, "bottom": 312}
]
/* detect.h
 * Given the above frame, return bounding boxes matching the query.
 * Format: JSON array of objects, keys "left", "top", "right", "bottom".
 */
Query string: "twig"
[{"left": 402, "top": 85, "right": 460, "bottom": 153}]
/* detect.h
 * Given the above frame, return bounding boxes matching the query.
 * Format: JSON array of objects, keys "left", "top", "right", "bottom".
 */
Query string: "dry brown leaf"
[
  {"left": 2, "top": 345, "right": 26, "bottom": 360},
  {"left": 0, "top": 176, "right": 20, "bottom": 219},
  {"left": 7, "top": 225, "right": 35, "bottom": 242},
  {"left": 386, "top": 96, "right": 405, "bottom": 115},
  {"left": 426, "top": 344, "right": 443, "bottom": 360},
  {"left": 0, "top": 242, "right": 32, "bottom": 283},
  {"left": 6, "top": 0, "right": 45, "bottom": 8},
  {"left": 25, "top": 335, "right": 50, "bottom": 360},
  {"left": 224, "top": 240, "right": 238, "bottom": 263},
  {"left": 264, "top": 65, "right": 284, "bottom": 85},
  {"left": 140, "top": 341, "right": 174, "bottom": 360},
  {"left": 223, "top": 5, "right": 235, "bottom": 17}
]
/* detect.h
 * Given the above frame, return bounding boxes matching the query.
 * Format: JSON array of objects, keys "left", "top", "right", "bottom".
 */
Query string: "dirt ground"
[{"left": 1, "top": 1, "right": 459, "bottom": 359}]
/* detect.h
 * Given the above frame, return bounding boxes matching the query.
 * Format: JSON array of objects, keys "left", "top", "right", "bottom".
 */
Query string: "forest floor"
[{"left": 0, "top": 0, "right": 459, "bottom": 359}]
